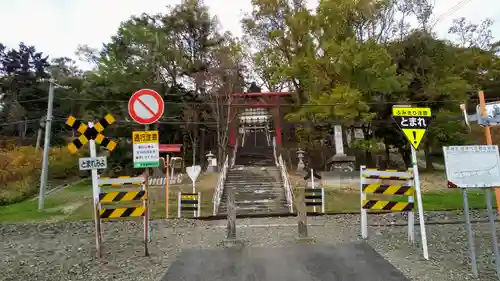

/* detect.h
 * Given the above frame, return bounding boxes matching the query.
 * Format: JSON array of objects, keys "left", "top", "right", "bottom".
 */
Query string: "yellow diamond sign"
[{"left": 392, "top": 107, "right": 432, "bottom": 150}]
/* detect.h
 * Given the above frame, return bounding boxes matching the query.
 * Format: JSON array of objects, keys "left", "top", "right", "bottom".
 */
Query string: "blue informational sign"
[{"left": 476, "top": 102, "right": 500, "bottom": 126}]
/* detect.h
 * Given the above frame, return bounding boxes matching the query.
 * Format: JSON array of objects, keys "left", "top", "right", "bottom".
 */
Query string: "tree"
[{"left": 0, "top": 42, "right": 50, "bottom": 140}]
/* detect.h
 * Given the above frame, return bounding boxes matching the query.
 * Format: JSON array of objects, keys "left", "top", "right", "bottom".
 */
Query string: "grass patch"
[
  {"left": 0, "top": 173, "right": 218, "bottom": 223},
  {"left": 319, "top": 188, "right": 495, "bottom": 213}
]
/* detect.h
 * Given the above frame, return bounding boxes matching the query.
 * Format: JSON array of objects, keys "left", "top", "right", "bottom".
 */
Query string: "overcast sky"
[{"left": 0, "top": 0, "right": 498, "bottom": 69}]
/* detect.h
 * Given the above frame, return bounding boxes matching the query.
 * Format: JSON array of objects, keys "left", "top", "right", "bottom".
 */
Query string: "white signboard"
[
  {"left": 132, "top": 131, "right": 160, "bottom": 168},
  {"left": 79, "top": 156, "right": 107, "bottom": 170},
  {"left": 443, "top": 145, "right": 500, "bottom": 188},
  {"left": 186, "top": 165, "right": 202, "bottom": 183}
]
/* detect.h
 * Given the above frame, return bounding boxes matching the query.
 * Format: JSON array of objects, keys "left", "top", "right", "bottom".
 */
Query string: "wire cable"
[{"left": 55, "top": 97, "right": 478, "bottom": 107}]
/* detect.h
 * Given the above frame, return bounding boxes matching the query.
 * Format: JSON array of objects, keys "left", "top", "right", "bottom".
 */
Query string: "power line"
[
  {"left": 0, "top": 119, "right": 41, "bottom": 127},
  {"left": 56, "top": 97, "right": 472, "bottom": 107},
  {"left": 431, "top": 0, "right": 475, "bottom": 27}
]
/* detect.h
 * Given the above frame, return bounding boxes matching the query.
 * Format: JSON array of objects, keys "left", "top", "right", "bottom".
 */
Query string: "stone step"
[
  {"left": 227, "top": 188, "right": 284, "bottom": 192},
  {"left": 224, "top": 179, "right": 282, "bottom": 185},
  {"left": 227, "top": 189, "right": 284, "bottom": 193},
  {"left": 217, "top": 206, "right": 291, "bottom": 215}
]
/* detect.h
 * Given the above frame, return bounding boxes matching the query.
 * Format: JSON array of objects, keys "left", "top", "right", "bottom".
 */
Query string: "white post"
[
  {"left": 311, "top": 168, "right": 316, "bottom": 213},
  {"left": 360, "top": 165, "right": 368, "bottom": 239},
  {"left": 321, "top": 188, "right": 325, "bottom": 213},
  {"left": 192, "top": 179, "right": 196, "bottom": 217},
  {"left": 197, "top": 192, "right": 201, "bottom": 217},
  {"left": 177, "top": 192, "right": 181, "bottom": 218},
  {"left": 88, "top": 122, "right": 101, "bottom": 255},
  {"left": 411, "top": 146, "right": 429, "bottom": 260},
  {"left": 407, "top": 168, "right": 415, "bottom": 244}
]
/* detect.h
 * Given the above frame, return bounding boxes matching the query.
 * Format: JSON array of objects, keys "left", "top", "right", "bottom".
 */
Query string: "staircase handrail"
[
  {"left": 278, "top": 155, "right": 294, "bottom": 213},
  {"left": 212, "top": 154, "right": 229, "bottom": 215},
  {"left": 272, "top": 137, "right": 278, "bottom": 167},
  {"left": 231, "top": 136, "right": 238, "bottom": 168}
]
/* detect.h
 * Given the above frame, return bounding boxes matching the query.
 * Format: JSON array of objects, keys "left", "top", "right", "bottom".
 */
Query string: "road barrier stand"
[
  {"left": 178, "top": 192, "right": 201, "bottom": 218},
  {"left": 97, "top": 175, "right": 149, "bottom": 257},
  {"left": 360, "top": 166, "right": 415, "bottom": 243},
  {"left": 304, "top": 188, "right": 325, "bottom": 214}
]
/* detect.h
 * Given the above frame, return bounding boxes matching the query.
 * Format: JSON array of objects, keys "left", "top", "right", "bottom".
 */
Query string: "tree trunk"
[
  {"left": 384, "top": 137, "right": 391, "bottom": 167},
  {"left": 424, "top": 145, "right": 434, "bottom": 170},
  {"left": 199, "top": 128, "right": 205, "bottom": 167},
  {"left": 399, "top": 147, "right": 411, "bottom": 168}
]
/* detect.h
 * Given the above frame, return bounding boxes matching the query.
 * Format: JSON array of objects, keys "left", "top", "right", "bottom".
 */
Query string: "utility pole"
[{"left": 38, "top": 79, "right": 55, "bottom": 210}]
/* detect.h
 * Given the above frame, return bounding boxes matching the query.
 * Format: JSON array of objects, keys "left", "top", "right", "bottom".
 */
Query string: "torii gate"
[{"left": 228, "top": 92, "right": 291, "bottom": 148}]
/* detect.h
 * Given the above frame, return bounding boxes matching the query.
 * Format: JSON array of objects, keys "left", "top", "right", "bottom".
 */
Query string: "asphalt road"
[{"left": 162, "top": 242, "right": 409, "bottom": 281}]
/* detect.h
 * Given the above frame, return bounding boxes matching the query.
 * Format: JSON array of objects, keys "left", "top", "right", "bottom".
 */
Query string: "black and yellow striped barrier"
[
  {"left": 361, "top": 184, "right": 414, "bottom": 196},
  {"left": 100, "top": 206, "right": 146, "bottom": 218},
  {"left": 360, "top": 165, "right": 415, "bottom": 240},
  {"left": 304, "top": 188, "right": 325, "bottom": 213},
  {"left": 65, "top": 113, "right": 117, "bottom": 153},
  {"left": 99, "top": 191, "right": 146, "bottom": 203},
  {"left": 178, "top": 192, "right": 201, "bottom": 218},
  {"left": 96, "top": 175, "right": 149, "bottom": 257},
  {"left": 361, "top": 200, "right": 414, "bottom": 212},
  {"left": 97, "top": 176, "right": 147, "bottom": 220}
]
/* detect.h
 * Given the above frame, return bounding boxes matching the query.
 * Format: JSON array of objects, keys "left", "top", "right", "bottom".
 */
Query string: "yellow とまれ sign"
[{"left": 392, "top": 107, "right": 432, "bottom": 150}]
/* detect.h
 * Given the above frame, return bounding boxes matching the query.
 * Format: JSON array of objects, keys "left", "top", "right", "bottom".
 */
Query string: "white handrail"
[
  {"left": 272, "top": 137, "right": 278, "bottom": 167},
  {"left": 278, "top": 155, "right": 294, "bottom": 213},
  {"left": 231, "top": 137, "right": 238, "bottom": 168},
  {"left": 212, "top": 155, "right": 229, "bottom": 215}
]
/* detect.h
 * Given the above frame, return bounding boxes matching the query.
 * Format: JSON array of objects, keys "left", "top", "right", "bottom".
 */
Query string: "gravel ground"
[{"left": 1, "top": 211, "right": 500, "bottom": 281}]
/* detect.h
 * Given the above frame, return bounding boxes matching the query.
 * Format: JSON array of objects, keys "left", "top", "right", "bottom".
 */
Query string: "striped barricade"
[
  {"left": 96, "top": 175, "right": 149, "bottom": 256},
  {"left": 178, "top": 192, "right": 201, "bottom": 218},
  {"left": 360, "top": 166, "right": 415, "bottom": 243},
  {"left": 304, "top": 188, "right": 325, "bottom": 214}
]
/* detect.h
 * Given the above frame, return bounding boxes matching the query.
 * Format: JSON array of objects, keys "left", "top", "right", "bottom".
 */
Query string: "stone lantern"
[
  {"left": 297, "top": 148, "right": 305, "bottom": 172},
  {"left": 206, "top": 151, "right": 216, "bottom": 172}
]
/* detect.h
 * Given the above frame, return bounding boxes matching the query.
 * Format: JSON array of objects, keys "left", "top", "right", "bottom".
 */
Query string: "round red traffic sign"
[{"left": 128, "top": 89, "right": 164, "bottom": 124}]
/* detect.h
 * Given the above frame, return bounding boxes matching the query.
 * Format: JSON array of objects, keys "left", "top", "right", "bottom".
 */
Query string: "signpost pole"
[
  {"left": 88, "top": 122, "right": 102, "bottom": 257},
  {"left": 311, "top": 168, "right": 316, "bottom": 213},
  {"left": 479, "top": 91, "right": 500, "bottom": 215},
  {"left": 461, "top": 188, "right": 478, "bottom": 276},
  {"left": 144, "top": 125, "right": 152, "bottom": 243},
  {"left": 485, "top": 188, "right": 500, "bottom": 278},
  {"left": 165, "top": 155, "right": 170, "bottom": 218},
  {"left": 410, "top": 146, "right": 429, "bottom": 260}
]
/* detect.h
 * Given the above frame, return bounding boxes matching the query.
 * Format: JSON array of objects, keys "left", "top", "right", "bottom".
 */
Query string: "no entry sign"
[{"left": 128, "top": 89, "right": 164, "bottom": 124}]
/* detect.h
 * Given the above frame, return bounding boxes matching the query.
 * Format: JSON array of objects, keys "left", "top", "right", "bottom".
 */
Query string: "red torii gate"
[{"left": 228, "top": 92, "right": 291, "bottom": 148}]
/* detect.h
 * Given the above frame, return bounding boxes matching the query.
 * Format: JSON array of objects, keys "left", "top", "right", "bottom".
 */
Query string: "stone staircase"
[
  {"left": 217, "top": 166, "right": 290, "bottom": 215},
  {"left": 235, "top": 131, "right": 275, "bottom": 166},
  {"left": 217, "top": 131, "right": 289, "bottom": 215}
]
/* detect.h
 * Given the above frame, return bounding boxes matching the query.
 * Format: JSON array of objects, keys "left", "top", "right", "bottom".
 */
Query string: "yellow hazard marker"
[
  {"left": 362, "top": 200, "right": 414, "bottom": 212},
  {"left": 362, "top": 184, "right": 414, "bottom": 196},
  {"left": 99, "top": 191, "right": 146, "bottom": 203},
  {"left": 99, "top": 206, "right": 146, "bottom": 218}
]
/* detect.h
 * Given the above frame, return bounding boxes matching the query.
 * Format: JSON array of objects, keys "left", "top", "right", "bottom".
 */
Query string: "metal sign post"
[
  {"left": 88, "top": 122, "right": 102, "bottom": 257},
  {"left": 63, "top": 114, "right": 117, "bottom": 257},
  {"left": 444, "top": 145, "right": 500, "bottom": 279},
  {"left": 392, "top": 106, "right": 431, "bottom": 260}
]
